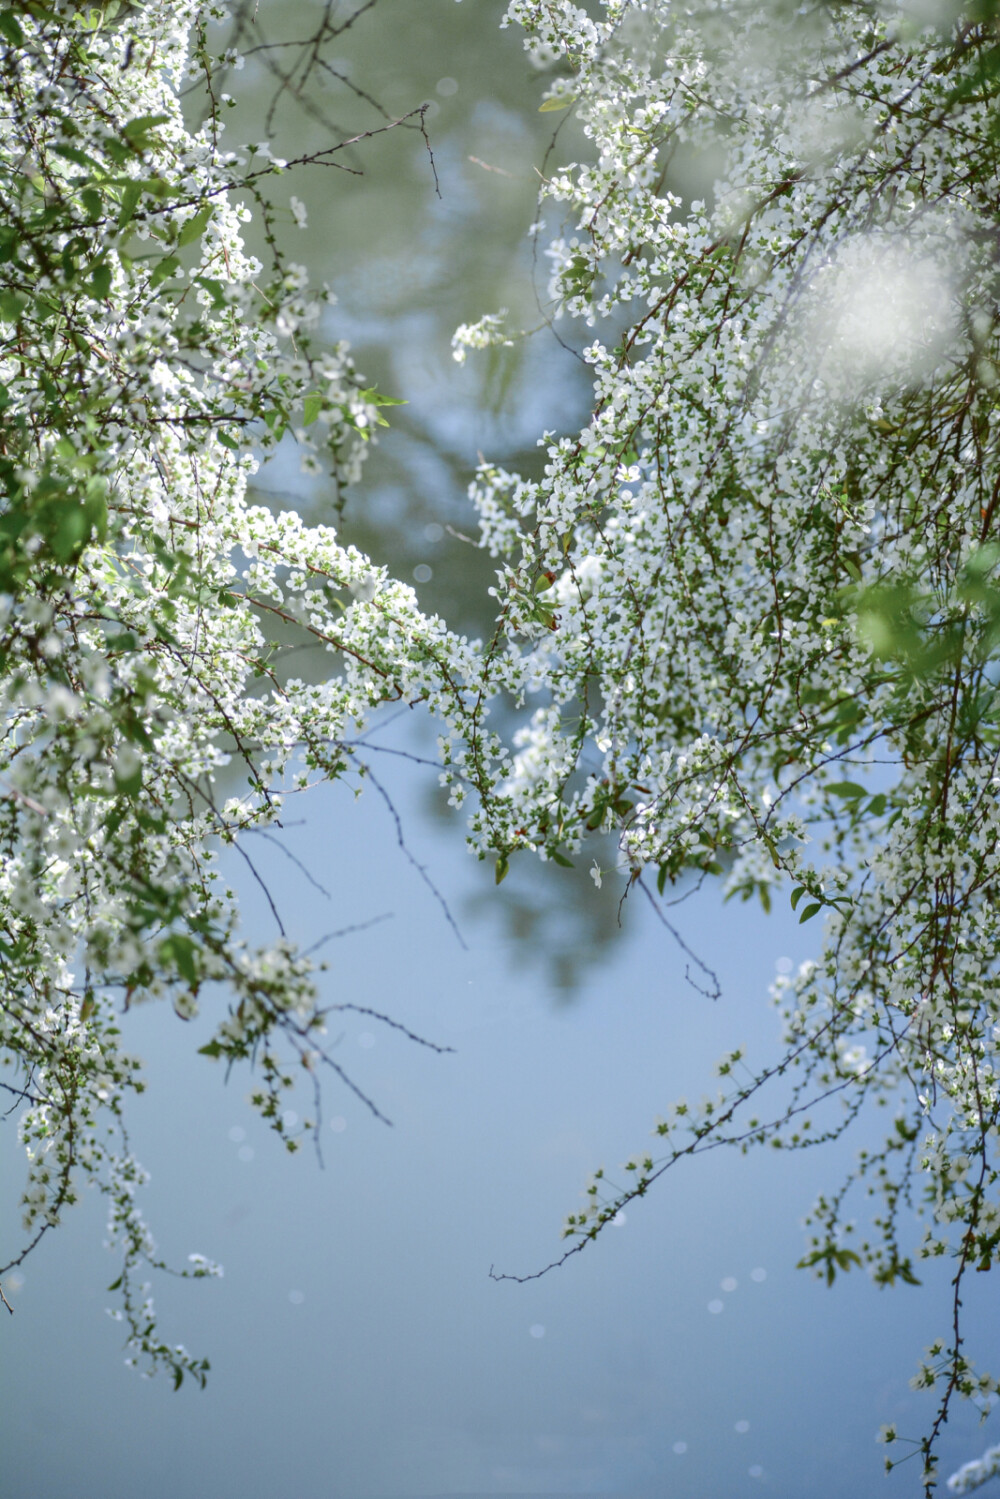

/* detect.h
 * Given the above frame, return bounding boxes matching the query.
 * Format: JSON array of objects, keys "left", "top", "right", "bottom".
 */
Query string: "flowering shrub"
[
  {"left": 3, "top": 0, "right": 1000, "bottom": 1484},
  {"left": 457, "top": 0, "right": 1000, "bottom": 1487},
  {"left": 0, "top": 0, "right": 478, "bottom": 1386}
]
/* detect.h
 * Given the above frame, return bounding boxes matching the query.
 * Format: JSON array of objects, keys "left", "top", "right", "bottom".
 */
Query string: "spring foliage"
[{"left": 2, "top": 0, "right": 1000, "bottom": 1485}]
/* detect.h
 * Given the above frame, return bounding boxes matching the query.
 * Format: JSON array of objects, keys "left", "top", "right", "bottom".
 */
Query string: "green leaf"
[
  {"left": 114, "top": 764, "right": 142, "bottom": 796},
  {"left": 529, "top": 602, "right": 557, "bottom": 629},
  {"left": 197, "top": 1040, "right": 224, "bottom": 1059},
  {"left": 495, "top": 854, "right": 509, "bottom": 885},
  {"left": 0, "top": 291, "right": 25, "bottom": 322},
  {"left": 89, "top": 261, "right": 112, "bottom": 300},
  {"left": 826, "top": 781, "right": 867, "bottom": 800},
  {"left": 79, "top": 186, "right": 103, "bottom": 222},
  {"left": 192, "top": 276, "right": 226, "bottom": 309},
  {"left": 159, "top": 932, "right": 199, "bottom": 986},
  {"left": 790, "top": 885, "right": 806, "bottom": 911},
  {"left": 122, "top": 114, "right": 171, "bottom": 142},
  {"left": 302, "top": 392, "right": 323, "bottom": 427},
  {"left": 176, "top": 203, "right": 214, "bottom": 249},
  {"left": 117, "top": 180, "right": 143, "bottom": 229},
  {"left": 799, "top": 902, "right": 822, "bottom": 923},
  {"left": 104, "top": 803, "right": 125, "bottom": 838},
  {"left": 0, "top": 9, "right": 25, "bottom": 46},
  {"left": 539, "top": 94, "right": 575, "bottom": 111},
  {"left": 797, "top": 1244, "right": 861, "bottom": 1286},
  {"left": 52, "top": 143, "right": 102, "bottom": 170},
  {"left": 106, "top": 1275, "right": 123, "bottom": 1293},
  {"left": 359, "top": 386, "right": 407, "bottom": 408},
  {"left": 148, "top": 254, "right": 180, "bottom": 290}
]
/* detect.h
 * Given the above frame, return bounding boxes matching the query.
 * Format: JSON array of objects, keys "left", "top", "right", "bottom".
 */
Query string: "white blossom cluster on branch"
[
  {"left": 0, "top": 0, "right": 480, "bottom": 1385},
  {"left": 456, "top": 0, "right": 1000, "bottom": 1487}
]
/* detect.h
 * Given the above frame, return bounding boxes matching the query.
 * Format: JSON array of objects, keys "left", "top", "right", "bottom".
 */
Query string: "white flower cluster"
[
  {"left": 947, "top": 1442, "right": 1000, "bottom": 1494},
  {"left": 456, "top": 0, "right": 1000, "bottom": 1481},
  {"left": 451, "top": 309, "right": 515, "bottom": 365},
  {"left": 0, "top": 0, "right": 482, "bottom": 1382}
]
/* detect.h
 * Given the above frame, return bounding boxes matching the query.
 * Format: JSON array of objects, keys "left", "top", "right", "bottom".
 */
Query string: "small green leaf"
[
  {"left": 0, "top": 291, "right": 25, "bottom": 322},
  {"left": 198, "top": 1040, "right": 224, "bottom": 1059},
  {"left": 302, "top": 393, "right": 323, "bottom": 427},
  {"left": 539, "top": 94, "right": 575, "bottom": 111},
  {"left": 117, "top": 180, "right": 143, "bottom": 229},
  {"left": 826, "top": 781, "right": 867, "bottom": 800},
  {"left": 122, "top": 114, "right": 171, "bottom": 142},
  {"left": 192, "top": 276, "right": 226, "bottom": 309},
  {"left": 799, "top": 901, "right": 822, "bottom": 924},
  {"left": 359, "top": 386, "right": 407, "bottom": 408},
  {"left": 148, "top": 254, "right": 180, "bottom": 290},
  {"left": 114, "top": 765, "right": 142, "bottom": 796},
  {"left": 176, "top": 203, "right": 214, "bottom": 249},
  {"left": 80, "top": 186, "right": 103, "bottom": 221},
  {"left": 495, "top": 854, "right": 509, "bottom": 885},
  {"left": 52, "top": 143, "right": 102, "bottom": 170},
  {"left": 0, "top": 9, "right": 24, "bottom": 46},
  {"left": 107, "top": 1275, "right": 123, "bottom": 1293},
  {"left": 790, "top": 885, "right": 806, "bottom": 911},
  {"left": 89, "top": 261, "right": 112, "bottom": 300},
  {"left": 159, "top": 932, "right": 199, "bottom": 985}
]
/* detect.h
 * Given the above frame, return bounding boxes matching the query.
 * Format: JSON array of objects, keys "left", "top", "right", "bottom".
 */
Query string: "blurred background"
[{"left": 1, "top": 2, "right": 996, "bottom": 1495}]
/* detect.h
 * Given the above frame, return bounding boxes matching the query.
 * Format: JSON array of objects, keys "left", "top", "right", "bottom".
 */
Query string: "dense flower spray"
[
  {"left": 0, "top": 0, "right": 479, "bottom": 1385},
  {"left": 456, "top": 0, "right": 1000, "bottom": 1486},
  {"left": 2, "top": 0, "right": 1000, "bottom": 1484}
]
